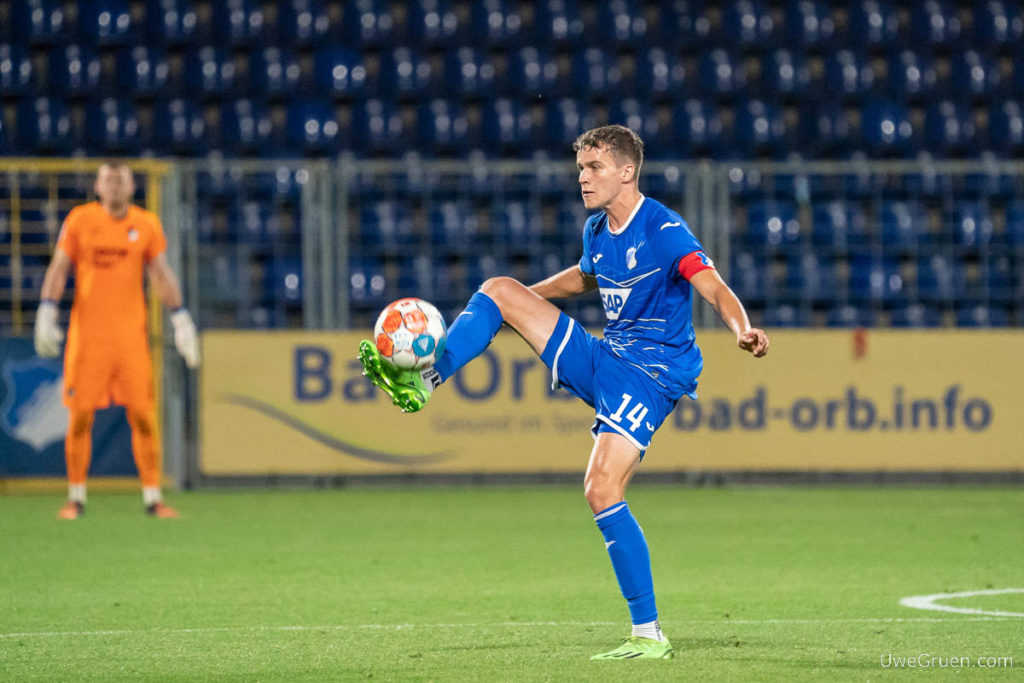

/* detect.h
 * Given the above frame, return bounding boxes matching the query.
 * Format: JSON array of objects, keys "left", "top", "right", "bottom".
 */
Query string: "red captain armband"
[{"left": 677, "top": 250, "right": 716, "bottom": 281}]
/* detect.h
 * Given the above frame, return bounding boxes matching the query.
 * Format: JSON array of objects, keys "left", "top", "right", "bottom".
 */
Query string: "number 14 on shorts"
[{"left": 609, "top": 393, "right": 649, "bottom": 432}]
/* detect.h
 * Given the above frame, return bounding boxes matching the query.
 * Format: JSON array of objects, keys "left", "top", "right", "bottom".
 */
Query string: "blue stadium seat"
[
  {"left": 0, "top": 112, "right": 8, "bottom": 152},
  {"left": 974, "top": 1, "right": 1023, "bottom": 46},
  {"left": 571, "top": 48, "right": 623, "bottom": 101},
  {"left": 847, "top": 0, "right": 900, "bottom": 47},
  {"left": 811, "top": 201, "right": 868, "bottom": 250},
  {"left": 763, "top": 304, "right": 812, "bottom": 328},
  {"left": 381, "top": 47, "right": 436, "bottom": 100},
  {"left": 0, "top": 44, "right": 35, "bottom": 96},
  {"left": 785, "top": 0, "right": 835, "bottom": 48},
  {"left": 985, "top": 253, "right": 1018, "bottom": 303},
  {"left": 951, "top": 50, "right": 1001, "bottom": 100},
  {"left": 49, "top": 45, "right": 102, "bottom": 97},
  {"left": 745, "top": 200, "right": 801, "bottom": 249},
  {"left": 824, "top": 49, "right": 876, "bottom": 100},
  {"left": 152, "top": 98, "right": 207, "bottom": 155},
  {"left": 608, "top": 99, "right": 674, "bottom": 156},
  {"left": 250, "top": 47, "right": 302, "bottom": 98},
  {"left": 406, "top": 0, "right": 460, "bottom": 48},
  {"left": 359, "top": 201, "right": 414, "bottom": 254},
  {"left": 117, "top": 46, "right": 169, "bottom": 97},
  {"left": 286, "top": 99, "right": 342, "bottom": 155},
  {"left": 558, "top": 198, "right": 592, "bottom": 242},
  {"left": 349, "top": 258, "right": 388, "bottom": 308},
  {"left": 910, "top": 0, "right": 962, "bottom": 47},
  {"left": 533, "top": 0, "right": 584, "bottom": 46},
  {"left": 147, "top": 0, "right": 201, "bottom": 45},
  {"left": 849, "top": 255, "right": 903, "bottom": 303},
  {"left": 673, "top": 99, "right": 725, "bottom": 157},
  {"left": 637, "top": 48, "right": 687, "bottom": 102},
  {"left": 989, "top": 101, "right": 1024, "bottom": 157},
  {"left": 723, "top": 0, "right": 775, "bottom": 48},
  {"left": 803, "top": 103, "right": 855, "bottom": 157},
  {"left": 888, "top": 50, "right": 938, "bottom": 102},
  {"left": 352, "top": 99, "right": 405, "bottom": 156},
  {"left": 923, "top": 101, "right": 976, "bottom": 156},
  {"left": 86, "top": 98, "right": 140, "bottom": 153},
  {"left": 916, "top": 254, "right": 965, "bottom": 303},
  {"left": 597, "top": 0, "right": 650, "bottom": 47},
  {"left": 469, "top": 0, "right": 524, "bottom": 46},
  {"left": 879, "top": 200, "right": 925, "bottom": 252},
  {"left": 16, "top": 98, "right": 72, "bottom": 153},
  {"left": 763, "top": 50, "right": 810, "bottom": 100},
  {"left": 491, "top": 201, "right": 542, "bottom": 253},
  {"left": 185, "top": 47, "right": 238, "bottom": 99},
  {"left": 343, "top": 0, "right": 395, "bottom": 47},
  {"left": 729, "top": 251, "right": 769, "bottom": 305},
  {"left": 1006, "top": 201, "right": 1024, "bottom": 248},
  {"left": 79, "top": 0, "right": 133, "bottom": 45},
  {"left": 212, "top": 0, "right": 267, "bottom": 45},
  {"left": 861, "top": 100, "right": 915, "bottom": 157},
  {"left": 430, "top": 200, "right": 480, "bottom": 255},
  {"left": 734, "top": 99, "right": 786, "bottom": 157},
  {"left": 507, "top": 47, "right": 559, "bottom": 99},
  {"left": 265, "top": 258, "right": 303, "bottom": 304},
  {"left": 888, "top": 303, "right": 942, "bottom": 327},
  {"left": 444, "top": 48, "right": 496, "bottom": 99},
  {"left": 783, "top": 252, "right": 842, "bottom": 305},
  {"left": 278, "top": 0, "right": 331, "bottom": 46},
  {"left": 956, "top": 305, "right": 1009, "bottom": 328},
  {"left": 697, "top": 49, "right": 745, "bottom": 98},
  {"left": 950, "top": 201, "right": 993, "bottom": 249},
  {"left": 220, "top": 99, "right": 274, "bottom": 155},
  {"left": 663, "top": 0, "right": 714, "bottom": 45},
  {"left": 466, "top": 253, "right": 510, "bottom": 292},
  {"left": 417, "top": 99, "right": 470, "bottom": 155},
  {"left": 825, "top": 304, "right": 876, "bottom": 328},
  {"left": 482, "top": 98, "right": 533, "bottom": 153},
  {"left": 11, "top": 0, "right": 69, "bottom": 44},
  {"left": 313, "top": 47, "right": 368, "bottom": 98}
]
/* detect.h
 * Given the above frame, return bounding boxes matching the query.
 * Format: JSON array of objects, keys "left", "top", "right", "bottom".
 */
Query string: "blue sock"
[
  {"left": 432, "top": 291, "right": 504, "bottom": 382},
  {"left": 594, "top": 501, "right": 658, "bottom": 625}
]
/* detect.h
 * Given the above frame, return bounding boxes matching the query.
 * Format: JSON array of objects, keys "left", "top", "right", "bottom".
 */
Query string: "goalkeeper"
[{"left": 35, "top": 163, "right": 200, "bottom": 520}]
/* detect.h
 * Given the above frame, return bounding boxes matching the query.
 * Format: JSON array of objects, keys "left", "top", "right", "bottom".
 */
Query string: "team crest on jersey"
[
  {"left": 599, "top": 287, "right": 632, "bottom": 320},
  {"left": 127, "top": 227, "right": 139, "bottom": 242}
]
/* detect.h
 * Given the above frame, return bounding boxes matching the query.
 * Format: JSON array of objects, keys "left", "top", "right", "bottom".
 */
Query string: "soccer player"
[
  {"left": 34, "top": 163, "right": 200, "bottom": 520},
  {"left": 359, "top": 126, "right": 769, "bottom": 660}
]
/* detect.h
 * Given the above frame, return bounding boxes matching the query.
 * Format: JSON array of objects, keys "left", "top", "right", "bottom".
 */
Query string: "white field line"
[
  {"left": 899, "top": 587, "right": 1024, "bottom": 618},
  {"left": 0, "top": 616, "right": 1019, "bottom": 640}
]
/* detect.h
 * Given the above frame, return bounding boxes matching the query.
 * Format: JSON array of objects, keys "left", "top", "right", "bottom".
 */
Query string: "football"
[{"left": 373, "top": 298, "right": 447, "bottom": 370}]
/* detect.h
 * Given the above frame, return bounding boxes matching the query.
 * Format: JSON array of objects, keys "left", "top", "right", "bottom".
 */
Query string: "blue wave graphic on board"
[{"left": 221, "top": 394, "right": 450, "bottom": 465}]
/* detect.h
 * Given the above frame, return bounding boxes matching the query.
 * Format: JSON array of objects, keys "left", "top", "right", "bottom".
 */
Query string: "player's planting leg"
[
  {"left": 59, "top": 409, "right": 94, "bottom": 519},
  {"left": 127, "top": 405, "right": 178, "bottom": 518}
]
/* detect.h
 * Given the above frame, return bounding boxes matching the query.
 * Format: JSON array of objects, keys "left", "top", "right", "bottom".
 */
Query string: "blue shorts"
[{"left": 539, "top": 313, "right": 695, "bottom": 454}]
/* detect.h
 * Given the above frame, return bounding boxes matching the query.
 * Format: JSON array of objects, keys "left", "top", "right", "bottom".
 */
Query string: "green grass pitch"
[{"left": 2, "top": 486, "right": 1022, "bottom": 681}]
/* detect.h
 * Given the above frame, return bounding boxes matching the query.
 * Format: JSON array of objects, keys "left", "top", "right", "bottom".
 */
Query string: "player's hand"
[
  {"left": 170, "top": 308, "right": 201, "bottom": 369},
  {"left": 738, "top": 328, "right": 769, "bottom": 358},
  {"left": 34, "top": 301, "right": 64, "bottom": 358}
]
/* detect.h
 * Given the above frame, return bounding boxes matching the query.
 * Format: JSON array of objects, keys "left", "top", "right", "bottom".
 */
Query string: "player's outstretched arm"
[
  {"left": 689, "top": 269, "right": 769, "bottom": 358},
  {"left": 529, "top": 265, "right": 597, "bottom": 300},
  {"left": 147, "top": 254, "right": 200, "bottom": 368}
]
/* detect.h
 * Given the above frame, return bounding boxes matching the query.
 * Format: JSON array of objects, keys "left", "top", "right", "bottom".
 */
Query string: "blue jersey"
[{"left": 578, "top": 195, "right": 709, "bottom": 398}]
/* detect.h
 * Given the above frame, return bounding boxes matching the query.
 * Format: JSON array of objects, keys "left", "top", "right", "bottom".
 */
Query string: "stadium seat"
[
  {"left": 286, "top": 99, "right": 343, "bottom": 155},
  {"left": 16, "top": 97, "right": 72, "bottom": 153},
  {"left": 0, "top": 44, "right": 35, "bottom": 96},
  {"left": 211, "top": 0, "right": 267, "bottom": 45},
  {"left": 11, "top": 0, "right": 68, "bottom": 44},
  {"left": 923, "top": 101, "right": 977, "bottom": 157},
  {"left": 988, "top": 101, "right": 1024, "bottom": 157},
  {"left": 662, "top": 0, "right": 714, "bottom": 45},
  {"left": 313, "top": 47, "right": 368, "bottom": 98},
  {"left": 888, "top": 303, "right": 942, "bottom": 327},
  {"left": 147, "top": 0, "right": 201, "bottom": 45},
  {"left": 825, "top": 304, "right": 875, "bottom": 328},
  {"left": 250, "top": 47, "right": 302, "bottom": 99},
  {"left": 607, "top": 99, "right": 672, "bottom": 155},
  {"left": 507, "top": 47, "right": 559, "bottom": 99},
  {"left": 849, "top": 255, "right": 903, "bottom": 303},
  {"left": 763, "top": 50, "right": 810, "bottom": 100},
  {"left": 469, "top": 0, "right": 524, "bottom": 47},
  {"left": 824, "top": 49, "right": 876, "bottom": 100},
  {"left": 79, "top": 0, "right": 133, "bottom": 45},
  {"left": 763, "top": 304, "right": 812, "bottom": 327},
  {"left": 49, "top": 45, "right": 102, "bottom": 96},
  {"left": 1006, "top": 200, "right": 1024, "bottom": 248},
  {"left": 116, "top": 46, "right": 169, "bottom": 97},
  {"left": 783, "top": 252, "right": 842, "bottom": 305},
  {"left": 888, "top": 50, "right": 938, "bottom": 102},
  {"left": 803, "top": 102, "right": 856, "bottom": 157},
  {"left": 185, "top": 47, "right": 238, "bottom": 99},
  {"left": 219, "top": 99, "right": 274, "bottom": 155},
  {"left": 491, "top": 201, "right": 543, "bottom": 253},
  {"left": 950, "top": 201, "right": 994, "bottom": 249},
  {"left": 430, "top": 200, "right": 480, "bottom": 255},
  {"left": 571, "top": 48, "right": 624, "bottom": 102},
  {"left": 811, "top": 201, "right": 868, "bottom": 250},
  {"left": 444, "top": 48, "right": 496, "bottom": 99},
  {"left": 417, "top": 99, "right": 470, "bottom": 155},
  {"left": 278, "top": 0, "right": 331, "bottom": 46},
  {"left": 152, "top": 98, "right": 207, "bottom": 155},
  {"left": 85, "top": 98, "right": 140, "bottom": 153},
  {"left": 349, "top": 258, "right": 389, "bottom": 307},
  {"left": 974, "top": 1, "right": 1023, "bottom": 46},
  {"left": 597, "top": 0, "right": 650, "bottom": 47},
  {"left": 265, "top": 258, "right": 303, "bottom": 304},
  {"left": 533, "top": 0, "right": 584, "bottom": 46},
  {"left": 861, "top": 100, "right": 915, "bottom": 157},
  {"left": 482, "top": 98, "right": 533, "bottom": 153},
  {"left": 984, "top": 252, "right": 1018, "bottom": 303},
  {"left": 847, "top": 0, "right": 900, "bottom": 47},
  {"left": 381, "top": 47, "right": 436, "bottom": 100},
  {"left": 673, "top": 99, "right": 725, "bottom": 158},
  {"left": 734, "top": 99, "right": 786, "bottom": 157},
  {"left": 722, "top": 0, "right": 775, "bottom": 48},
  {"left": 406, "top": 0, "right": 460, "bottom": 48},
  {"left": 342, "top": 0, "right": 394, "bottom": 47},
  {"left": 785, "top": 0, "right": 835, "bottom": 48},
  {"left": 0, "top": 112, "right": 8, "bottom": 152},
  {"left": 637, "top": 48, "right": 687, "bottom": 102},
  {"left": 745, "top": 200, "right": 801, "bottom": 249},
  {"left": 359, "top": 200, "right": 414, "bottom": 254},
  {"left": 879, "top": 200, "right": 925, "bottom": 252},
  {"left": 951, "top": 50, "right": 1001, "bottom": 100},
  {"left": 956, "top": 305, "right": 1009, "bottom": 327},
  {"left": 729, "top": 251, "right": 769, "bottom": 305},
  {"left": 910, "top": 0, "right": 962, "bottom": 47},
  {"left": 697, "top": 49, "right": 745, "bottom": 99},
  {"left": 916, "top": 254, "right": 965, "bottom": 303}
]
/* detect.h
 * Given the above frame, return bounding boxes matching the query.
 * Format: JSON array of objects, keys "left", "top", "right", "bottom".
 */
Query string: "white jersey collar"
[{"left": 607, "top": 194, "right": 645, "bottom": 235}]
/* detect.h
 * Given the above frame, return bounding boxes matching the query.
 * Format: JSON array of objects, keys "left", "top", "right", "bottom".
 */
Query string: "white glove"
[
  {"left": 170, "top": 308, "right": 200, "bottom": 369},
  {"left": 34, "top": 301, "right": 64, "bottom": 358}
]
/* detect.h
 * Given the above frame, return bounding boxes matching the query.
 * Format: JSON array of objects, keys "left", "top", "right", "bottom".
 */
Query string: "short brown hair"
[{"left": 573, "top": 125, "right": 644, "bottom": 175}]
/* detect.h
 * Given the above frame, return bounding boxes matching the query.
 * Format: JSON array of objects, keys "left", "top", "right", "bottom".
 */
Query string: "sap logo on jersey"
[{"left": 600, "top": 288, "right": 632, "bottom": 320}]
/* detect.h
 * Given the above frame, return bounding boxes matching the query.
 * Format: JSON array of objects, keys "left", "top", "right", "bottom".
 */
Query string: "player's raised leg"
[
  {"left": 586, "top": 432, "right": 673, "bottom": 660},
  {"left": 359, "top": 277, "right": 562, "bottom": 412}
]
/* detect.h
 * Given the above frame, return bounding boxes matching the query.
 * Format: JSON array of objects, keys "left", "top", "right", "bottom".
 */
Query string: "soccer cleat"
[
  {"left": 358, "top": 340, "right": 435, "bottom": 413},
  {"left": 57, "top": 501, "right": 84, "bottom": 520},
  {"left": 590, "top": 636, "right": 675, "bottom": 660},
  {"left": 146, "top": 502, "right": 180, "bottom": 519}
]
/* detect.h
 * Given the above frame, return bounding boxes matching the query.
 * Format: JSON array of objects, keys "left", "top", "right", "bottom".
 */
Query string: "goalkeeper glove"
[
  {"left": 34, "top": 300, "right": 64, "bottom": 358},
  {"left": 170, "top": 308, "right": 200, "bottom": 368}
]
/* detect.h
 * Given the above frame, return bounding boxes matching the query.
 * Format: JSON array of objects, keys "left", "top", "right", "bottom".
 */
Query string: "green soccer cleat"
[
  {"left": 358, "top": 340, "right": 437, "bottom": 413},
  {"left": 590, "top": 636, "right": 675, "bottom": 660}
]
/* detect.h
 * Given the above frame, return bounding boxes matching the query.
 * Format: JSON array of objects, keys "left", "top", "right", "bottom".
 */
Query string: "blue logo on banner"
[{"left": 1, "top": 358, "right": 68, "bottom": 452}]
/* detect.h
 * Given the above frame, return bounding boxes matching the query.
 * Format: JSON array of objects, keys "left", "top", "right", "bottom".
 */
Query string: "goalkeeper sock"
[
  {"left": 432, "top": 291, "right": 503, "bottom": 382},
  {"left": 594, "top": 501, "right": 659, "bottom": 626}
]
